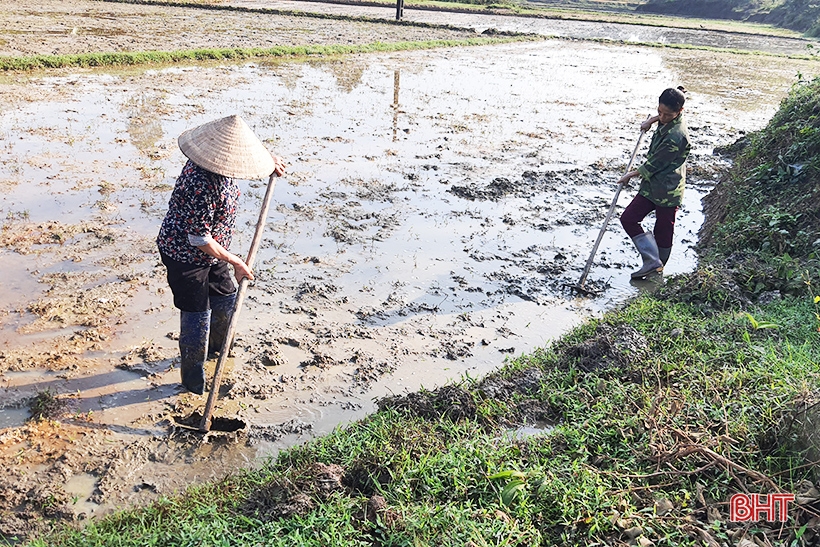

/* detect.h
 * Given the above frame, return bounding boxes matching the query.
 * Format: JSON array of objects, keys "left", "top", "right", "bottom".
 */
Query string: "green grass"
[
  {"left": 0, "top": 36, "right": 540, "bottom": 71},
  {"left": 700, "top": 76, "right": 820, "bottom": 298}
]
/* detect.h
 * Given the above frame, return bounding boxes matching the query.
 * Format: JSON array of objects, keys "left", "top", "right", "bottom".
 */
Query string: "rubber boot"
[
  {"left": 208, "top": 293, "right": 236, "bottom": 357},
  {"left": 630, "top": 232, "right": 663, "bottom": 279},
  {"left": 179, "top": 310, "right": 211, "bottom": 395},
  {"left": 658, "top": 246, "right": 672, "bottom": 266}
]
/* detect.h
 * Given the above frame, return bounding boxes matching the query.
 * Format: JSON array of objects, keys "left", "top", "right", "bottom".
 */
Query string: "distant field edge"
[
  {"left": 0, "top": 37, "right": 541, "bottom": 72},
  {"left": 290, "top": 0, "right": 814, "bottom": 39}
]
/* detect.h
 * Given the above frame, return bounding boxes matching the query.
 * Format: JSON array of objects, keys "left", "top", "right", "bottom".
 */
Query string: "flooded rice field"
[
  {"left": 235, "top": 0, "right": 820, "bottom": 56},
  {"left": 0, "top": 37, "right": 818, "bottom": 535}
]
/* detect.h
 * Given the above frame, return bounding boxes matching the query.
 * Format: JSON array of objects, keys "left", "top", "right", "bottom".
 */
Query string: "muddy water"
[{"left": 0, "top": 40, "right": 817, "bottom": 527}]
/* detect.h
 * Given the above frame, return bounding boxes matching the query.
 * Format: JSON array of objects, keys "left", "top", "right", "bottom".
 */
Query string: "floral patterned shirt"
[{"left": 157, "top": 160, "right": 240, "bottom": 266}]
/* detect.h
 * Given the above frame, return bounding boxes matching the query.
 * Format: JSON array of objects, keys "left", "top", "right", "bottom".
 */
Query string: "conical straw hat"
[{"left": 178, "top": 115, "right": 275, "bottom": 179}]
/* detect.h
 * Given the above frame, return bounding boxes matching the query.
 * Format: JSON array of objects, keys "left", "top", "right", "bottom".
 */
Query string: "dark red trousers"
[{"left": 619, "top": 194, "right": 677, "bottom": 248}]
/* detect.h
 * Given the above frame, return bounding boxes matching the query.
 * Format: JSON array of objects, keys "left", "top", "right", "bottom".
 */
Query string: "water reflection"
[
  {"left": 125, "top": 92, "right": 165, "bottom": 157},
  {"left": 392, "top": 69, "right": 401, "bottom": 142},
  {"left": 324, "top": 58, "right": 366, "bottom": 94}
]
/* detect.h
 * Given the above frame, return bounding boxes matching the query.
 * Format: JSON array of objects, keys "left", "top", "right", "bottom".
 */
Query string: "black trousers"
[{"left": 159, "top": 251, "right": 236, "bottom": 312}]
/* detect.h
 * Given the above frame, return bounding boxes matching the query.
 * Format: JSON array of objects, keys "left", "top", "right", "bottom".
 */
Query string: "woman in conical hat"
[{"left": 157, "top": 115, "right": 286, "bottom": 394}]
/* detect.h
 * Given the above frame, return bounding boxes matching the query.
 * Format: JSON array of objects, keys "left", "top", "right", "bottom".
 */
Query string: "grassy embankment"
[
  {"left": 23, "top": 79, "right": 820, "bottom": 546},
  {"left": 638, "top": 0, "right": 820, "bottom": 37},
  {"left": 0, "top": 36, "right": 538, "bottom": 71}
]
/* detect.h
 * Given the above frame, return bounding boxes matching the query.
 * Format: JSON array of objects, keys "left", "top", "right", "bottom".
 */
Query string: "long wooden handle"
[
  {"left": 200, "top": 172, "right": 278, "bottom": 432},
  {"left": 577, "top": 122, "right": 649, "bottom": 291}
]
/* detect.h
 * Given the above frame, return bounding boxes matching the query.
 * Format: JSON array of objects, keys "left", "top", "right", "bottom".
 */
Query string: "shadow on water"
[{"left": 0, "top": 367, "right": 182, "bottom": 431}]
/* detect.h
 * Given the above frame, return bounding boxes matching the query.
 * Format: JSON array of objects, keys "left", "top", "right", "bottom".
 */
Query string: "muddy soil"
[
  {"left": 0, "top": 0, "right": 482, "bottom": 57},
  {"left": 1, "top": 2, "right": 819, "bottom": 540}
]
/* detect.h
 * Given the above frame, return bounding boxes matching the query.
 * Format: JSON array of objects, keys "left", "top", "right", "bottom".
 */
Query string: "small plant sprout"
[
  {"left": 488, "top": 469, "right": 549, "bottom": 507},
  {"left": 742, "top": 312, "right": 779, "bottom": 330}
]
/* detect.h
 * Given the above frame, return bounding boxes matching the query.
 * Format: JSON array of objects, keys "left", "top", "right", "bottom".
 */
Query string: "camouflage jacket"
[{"left": 636, "top": 114, "right": 690, "bottom": 208}]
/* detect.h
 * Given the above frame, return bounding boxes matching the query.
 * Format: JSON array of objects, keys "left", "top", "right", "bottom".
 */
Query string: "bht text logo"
[{"left": 730, "top": 493, "right": 794, "bottom": 522}]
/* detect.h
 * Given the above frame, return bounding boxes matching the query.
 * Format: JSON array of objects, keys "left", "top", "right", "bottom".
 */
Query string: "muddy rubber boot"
[
  {"left": 179, "top": 310, "right": 211, "bottom": 395},
  {"left": 208, "top": 293, "right": 236, "bottom": 357},
  {"left": 659, "top": 246, "right": 672, "bottom": 266},
  {"left": 630, "top": 232, "right": 663, "bottom": 279}
]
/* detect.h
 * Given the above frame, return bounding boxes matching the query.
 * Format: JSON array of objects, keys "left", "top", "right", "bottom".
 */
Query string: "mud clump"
[
  {"left": 344, "top": 456, "right": 393, "bottom": 495},
  {"left": 299, "top": 462, "right": 345, "bottom": 497},
  {"left": 555, "top": 323, "right": 650, "bottom": 373},
  {"left": 479, "top": 367, "right": 544, "bottom": 400},
  {"left": 447, "top": 169, "right": 585, "bottom": 202},
  {"left": 295, "top": 281, "right": 339, "bottom": 301},
  {"left": 659, "top": 260, "right": 752, "bottom": 311},
  {"left": 28, "top": 389, "right": 69, "bottom": 421},
  {"left": 243, "top": 462, "right": 402, "bottom": 531},
  {"left": 377, "top": 384, "right": 477, "bottom": 422},
  {"left": 364, "top": 494, "right": 387, "bottom": 523},
  {"left": 1, "top": 482, "right": 76, "bottom": 538},
  {"left": 226, "top": 363, "right": 286, "bottom": 400},
  {"left": 351, "top": 353, "right": 396, "bottom": 388},
  {"left": 478, "top": 367, "right": 561, "bottom": 426},
  {"left": 449, "top": 177, "right": 518, "bottom": 201},
  {"left": 247, "top": 420, "right": 313, "bottom": 445},
  {"left": 242, "top": 463, "right": 345, "bottom": 520},
  {"left": 0, "top": 220, "right": 115, "bottom": 255},
  {"left": 242, "top": 483, "right": 314, "bottom": 520},
  {"left": 439, "top": 340, "right": 474, "bottom": 360}
]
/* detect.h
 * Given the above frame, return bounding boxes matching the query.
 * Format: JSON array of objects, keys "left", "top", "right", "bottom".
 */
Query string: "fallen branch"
[{"left": 688, "top": 444, "right": 781, "bottom": 493}]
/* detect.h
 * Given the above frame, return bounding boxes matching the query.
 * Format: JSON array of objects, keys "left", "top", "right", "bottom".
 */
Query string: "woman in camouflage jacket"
[{"left": 617, "top": 87, "right": 690, "bottom": 279}]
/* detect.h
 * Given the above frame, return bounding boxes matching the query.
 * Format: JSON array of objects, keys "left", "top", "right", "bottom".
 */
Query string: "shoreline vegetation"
[
  {"left": 637, "top": 0, "right": 820, "bottom": 37},
  {"left": 22, "top": 47, "right": 820, "bottom": 547},
  {"left": 3, "top": 36, "right": 819, "bottom": 73},
  {"left": 0, "top": 37, "right": 539, "bottom": 71}
]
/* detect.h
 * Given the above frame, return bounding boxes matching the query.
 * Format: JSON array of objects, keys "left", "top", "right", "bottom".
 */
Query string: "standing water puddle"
[
  {"left": 0, "top": 40, "right": 817, "bottom": 522},
  {"left": 63, "top": 473, "right": 102, "bottom": 516},
  {"left": 505, "top": 419, "right": 556, "bottom": 441}
]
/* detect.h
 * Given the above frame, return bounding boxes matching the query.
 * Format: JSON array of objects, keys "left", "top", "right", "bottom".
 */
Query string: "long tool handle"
[
  {"left": 576, "top": 121, "right": 649, "bottom": 291},
  {"left": 200, "top": 172, "right": 278, "bottom": 432}
]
